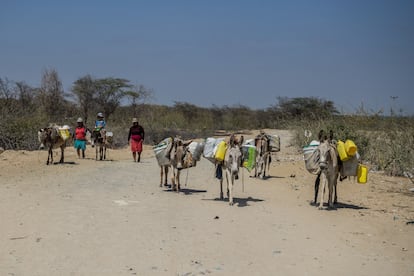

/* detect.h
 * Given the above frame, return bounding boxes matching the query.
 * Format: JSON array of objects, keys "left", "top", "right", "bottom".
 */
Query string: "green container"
[{"left": 242, "top": 145, "right": 256, "bottom": 172}]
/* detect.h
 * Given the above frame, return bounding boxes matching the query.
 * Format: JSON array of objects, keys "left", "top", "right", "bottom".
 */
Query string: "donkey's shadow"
[
  {"left": 250, "top": 175, "right": 285, "bottom": 180},
  {"left": 205, "top": 196, "right": 264, "bottom": 207},
  {"left": 309, "top": 201, "right": 368, "bottom": 210},
  {"left": 52, "top": 161, "right": 77, "bottom": 165},
  {"left": 179, "top": 188, "right": 207, "bottom": 195},
  {"left": 162, "top": 185, "right": 207, "bottom": 195}
]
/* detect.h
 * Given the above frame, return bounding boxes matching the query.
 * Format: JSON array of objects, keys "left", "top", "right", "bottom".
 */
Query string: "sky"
[{"left": 1, "top": 0, "right": 414, "bottom": 115}]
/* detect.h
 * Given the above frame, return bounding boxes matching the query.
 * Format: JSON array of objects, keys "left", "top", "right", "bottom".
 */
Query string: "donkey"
[
  {"left": 169, "top": 138, "right": 193, "bottom": 192},
  {"left": 38, "top": 125, "right": 70, "bottom": 165},
  {"left": 153, "top": 137, "right": 173, "bottom": 188},
  {"left": 254, "top": 131, "right": 271, "bottom": 179},
  {"left": 92, "top": 129, "right": 107, "bottom": 160},
  {"left": 316, "top": 130, "right": 339, "bottom": 209},
  {"left": 216, "top": 134, "right": 244, "bottom": 205}
]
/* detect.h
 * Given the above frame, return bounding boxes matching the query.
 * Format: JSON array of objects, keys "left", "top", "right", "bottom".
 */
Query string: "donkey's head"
[
  {"left": 226, "top": 134, "right": 244, "bottom": 176},
  {"left": 172, "top": 138, "right": 192, "bottom": 170},
  {"left": 38, "top": 127, "right": 57, "bottom": 149},
  {"left": 317, "top": 130, "right": 336, "bottom": 170},
  {"left": 227, "top": 146, "right": 242, "bottom": 176},
  {"left": 38, "top": 128, "right": 49, "bottom": 149}
]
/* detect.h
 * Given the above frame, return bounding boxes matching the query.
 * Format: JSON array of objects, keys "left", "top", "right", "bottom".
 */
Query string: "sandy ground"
[{"left": 0, "top": 129, "right": 413, "bottom": 276}]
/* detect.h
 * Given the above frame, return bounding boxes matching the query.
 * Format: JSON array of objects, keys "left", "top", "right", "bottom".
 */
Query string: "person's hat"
[
  {"left": 97, "top": 112, "right": 104, "bottom": 118},
  {"left": 77, "top": 117, "right": 83, "bottom": 123},
  {"left": 132, "top": 118, "right": 138, "bottom": 123}
]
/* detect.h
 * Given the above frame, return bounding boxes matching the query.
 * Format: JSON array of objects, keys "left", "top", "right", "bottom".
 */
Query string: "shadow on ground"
[
  {"left": 309, "top": 201, "right": 369, "bottom": 210},
  {"left": 203, "top": 196, "right": 264, "bottom": 207}
]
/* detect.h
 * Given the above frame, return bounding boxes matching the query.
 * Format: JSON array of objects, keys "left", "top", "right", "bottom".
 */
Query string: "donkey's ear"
[
  {"left": 229, "top": 134, "right": 236, "bottom": 147},
  {"left": 329, "top": 130, "right": 334, "bottom": 141},
  {"left": 318, "top": 130, "right": 324, "bottom": 142},
  {"left": 239, "top": 135, "right": 244, "bottom": 146},
  {"left": 183, "top": 140, "right": 193, "bottom": 147}
]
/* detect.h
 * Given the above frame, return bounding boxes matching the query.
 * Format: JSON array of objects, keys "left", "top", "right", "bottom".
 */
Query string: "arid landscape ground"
[{"left": 1, "top": 129, "right": 413, "bottom": 275}]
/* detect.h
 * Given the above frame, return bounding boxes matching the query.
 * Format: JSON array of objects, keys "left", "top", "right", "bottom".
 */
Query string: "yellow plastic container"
[
  {"left": 357, "top": 164, "right": 368, "bottom": 184},
  {"left": 215, "top": 141, "right": 227, "bottom": 162},
  {"left": 345, "top": 139, "right": 357, "bottom": 156},
  {"left": 59, "top": 129, "right": 70, "bottom": 141},
  {"left": 337, "top": 140, "right": 349, "bottom": 161}
]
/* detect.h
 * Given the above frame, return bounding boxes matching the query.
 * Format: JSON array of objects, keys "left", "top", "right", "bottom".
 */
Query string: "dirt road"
[{"left": 1, "top": 130, "right": 413, "bottom": 275}]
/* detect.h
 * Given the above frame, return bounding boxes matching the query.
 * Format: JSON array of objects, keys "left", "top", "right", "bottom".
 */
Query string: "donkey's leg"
[
  {"left": 328, "top": 178, "right": 334, "bottom": 209},
  {"left": 314, "top": 173, "right": 321, "bottom": 204},
  {"left": 171, "top": 170, "right": 176, "bottom": 191},
  {"left": 227, "top": 170, "right": 234, "bottom": 206},
  {"left": 160, "top": 166, "right": 164, "bottom": 187},
  {"left": 59, "top": 146, "right": 64, "bottom": 163},
  {"left": 177, "top": 170, "right": 181, "bottom": 191},
  {"left": 219, "top": 178, "right": 224, "bottom": 200},
  {"left": 262, "top": 158, "right": 267, "bottom": 179},
  {"left": 164, "top": 166, "right": 169, "bottom": 186},
  {"left": 254, "top": 162, "right": 258, "bottom": 177},
  {"left": 47, "top": 147, "right": 52, "bottom": 165},
  {"left": 319, "top": 173, "right": 327, "bottom": 209}
]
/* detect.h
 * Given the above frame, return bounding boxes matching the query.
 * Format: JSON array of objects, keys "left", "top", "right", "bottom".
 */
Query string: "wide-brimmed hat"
[
  {"left": 132, "top": 118, "right": 138, "bottom": 123},
  {"left": 77, "top": 117, "right": 83, "bottom": 123}
]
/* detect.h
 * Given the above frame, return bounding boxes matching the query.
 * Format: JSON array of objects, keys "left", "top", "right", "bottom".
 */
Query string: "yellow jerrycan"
[
  {"left": 215, "top": 141, "right": 227, "bottom": 162},
  {"left": 357, "top": 164, "right": 368, "bottom": 184},
  {"left": 345, "top": 139, "right": 357, "bottom": 157},
  {"left": 337, "top": 140, "right": 349, "bottom": 161}
]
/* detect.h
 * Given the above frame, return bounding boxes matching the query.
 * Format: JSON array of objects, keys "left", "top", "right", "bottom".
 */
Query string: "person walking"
[
  {"left": 74, "top": 117, "right": 87, "bottom": 159},
  {"left": 128, "top": 118, "right": 145, "bottom": 162}
]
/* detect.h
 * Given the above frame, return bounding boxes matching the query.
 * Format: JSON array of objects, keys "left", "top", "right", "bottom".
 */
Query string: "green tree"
[
  {"left": 38, "top": 68, "right": 66, "bottom": 122},
  {"left": 72, "top": 75, "right": 97, "bottom": 124},
  {"left": 275, "top": 97, "right": 338, "bottom": 119},
  {"left": 124, "top": 84, "right": 153, "bottom": 117},
  {"left": 94, "top": 77, "right": 132, "bottom": 120}
]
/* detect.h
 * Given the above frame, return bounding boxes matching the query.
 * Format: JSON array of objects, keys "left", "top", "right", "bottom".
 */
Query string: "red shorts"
[{"left": 130, "top": 139, "right": 143, "bottom": 153}]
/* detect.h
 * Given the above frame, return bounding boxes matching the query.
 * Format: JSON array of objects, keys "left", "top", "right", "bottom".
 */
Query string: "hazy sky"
[{"left": 1, "top": 0, "right": 413, "bottom": 115}]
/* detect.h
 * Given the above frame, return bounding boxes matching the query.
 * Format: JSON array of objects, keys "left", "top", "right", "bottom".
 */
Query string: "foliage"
[
  {"left": 268, "top": 96, "right": 338, "bottom": 121},
  {"left": 1, "top": 74, "right": 413, "bottom": 177}
]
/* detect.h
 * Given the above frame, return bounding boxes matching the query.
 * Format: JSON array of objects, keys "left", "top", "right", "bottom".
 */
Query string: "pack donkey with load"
[
  {"left": 38, "top": 124, "right": 72, "bottom": 165},
  {"left": 91, "top": 129, "right": 113, "bottom": 161},
  {"left": 252, "top": 130, "right": 280, "bottom": 179},
  {"left": 153, "top": 137, "right": 203, "bottom": 192},
  {"left": 204, "top": 134, "right": 244, "bottom": 205}
]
